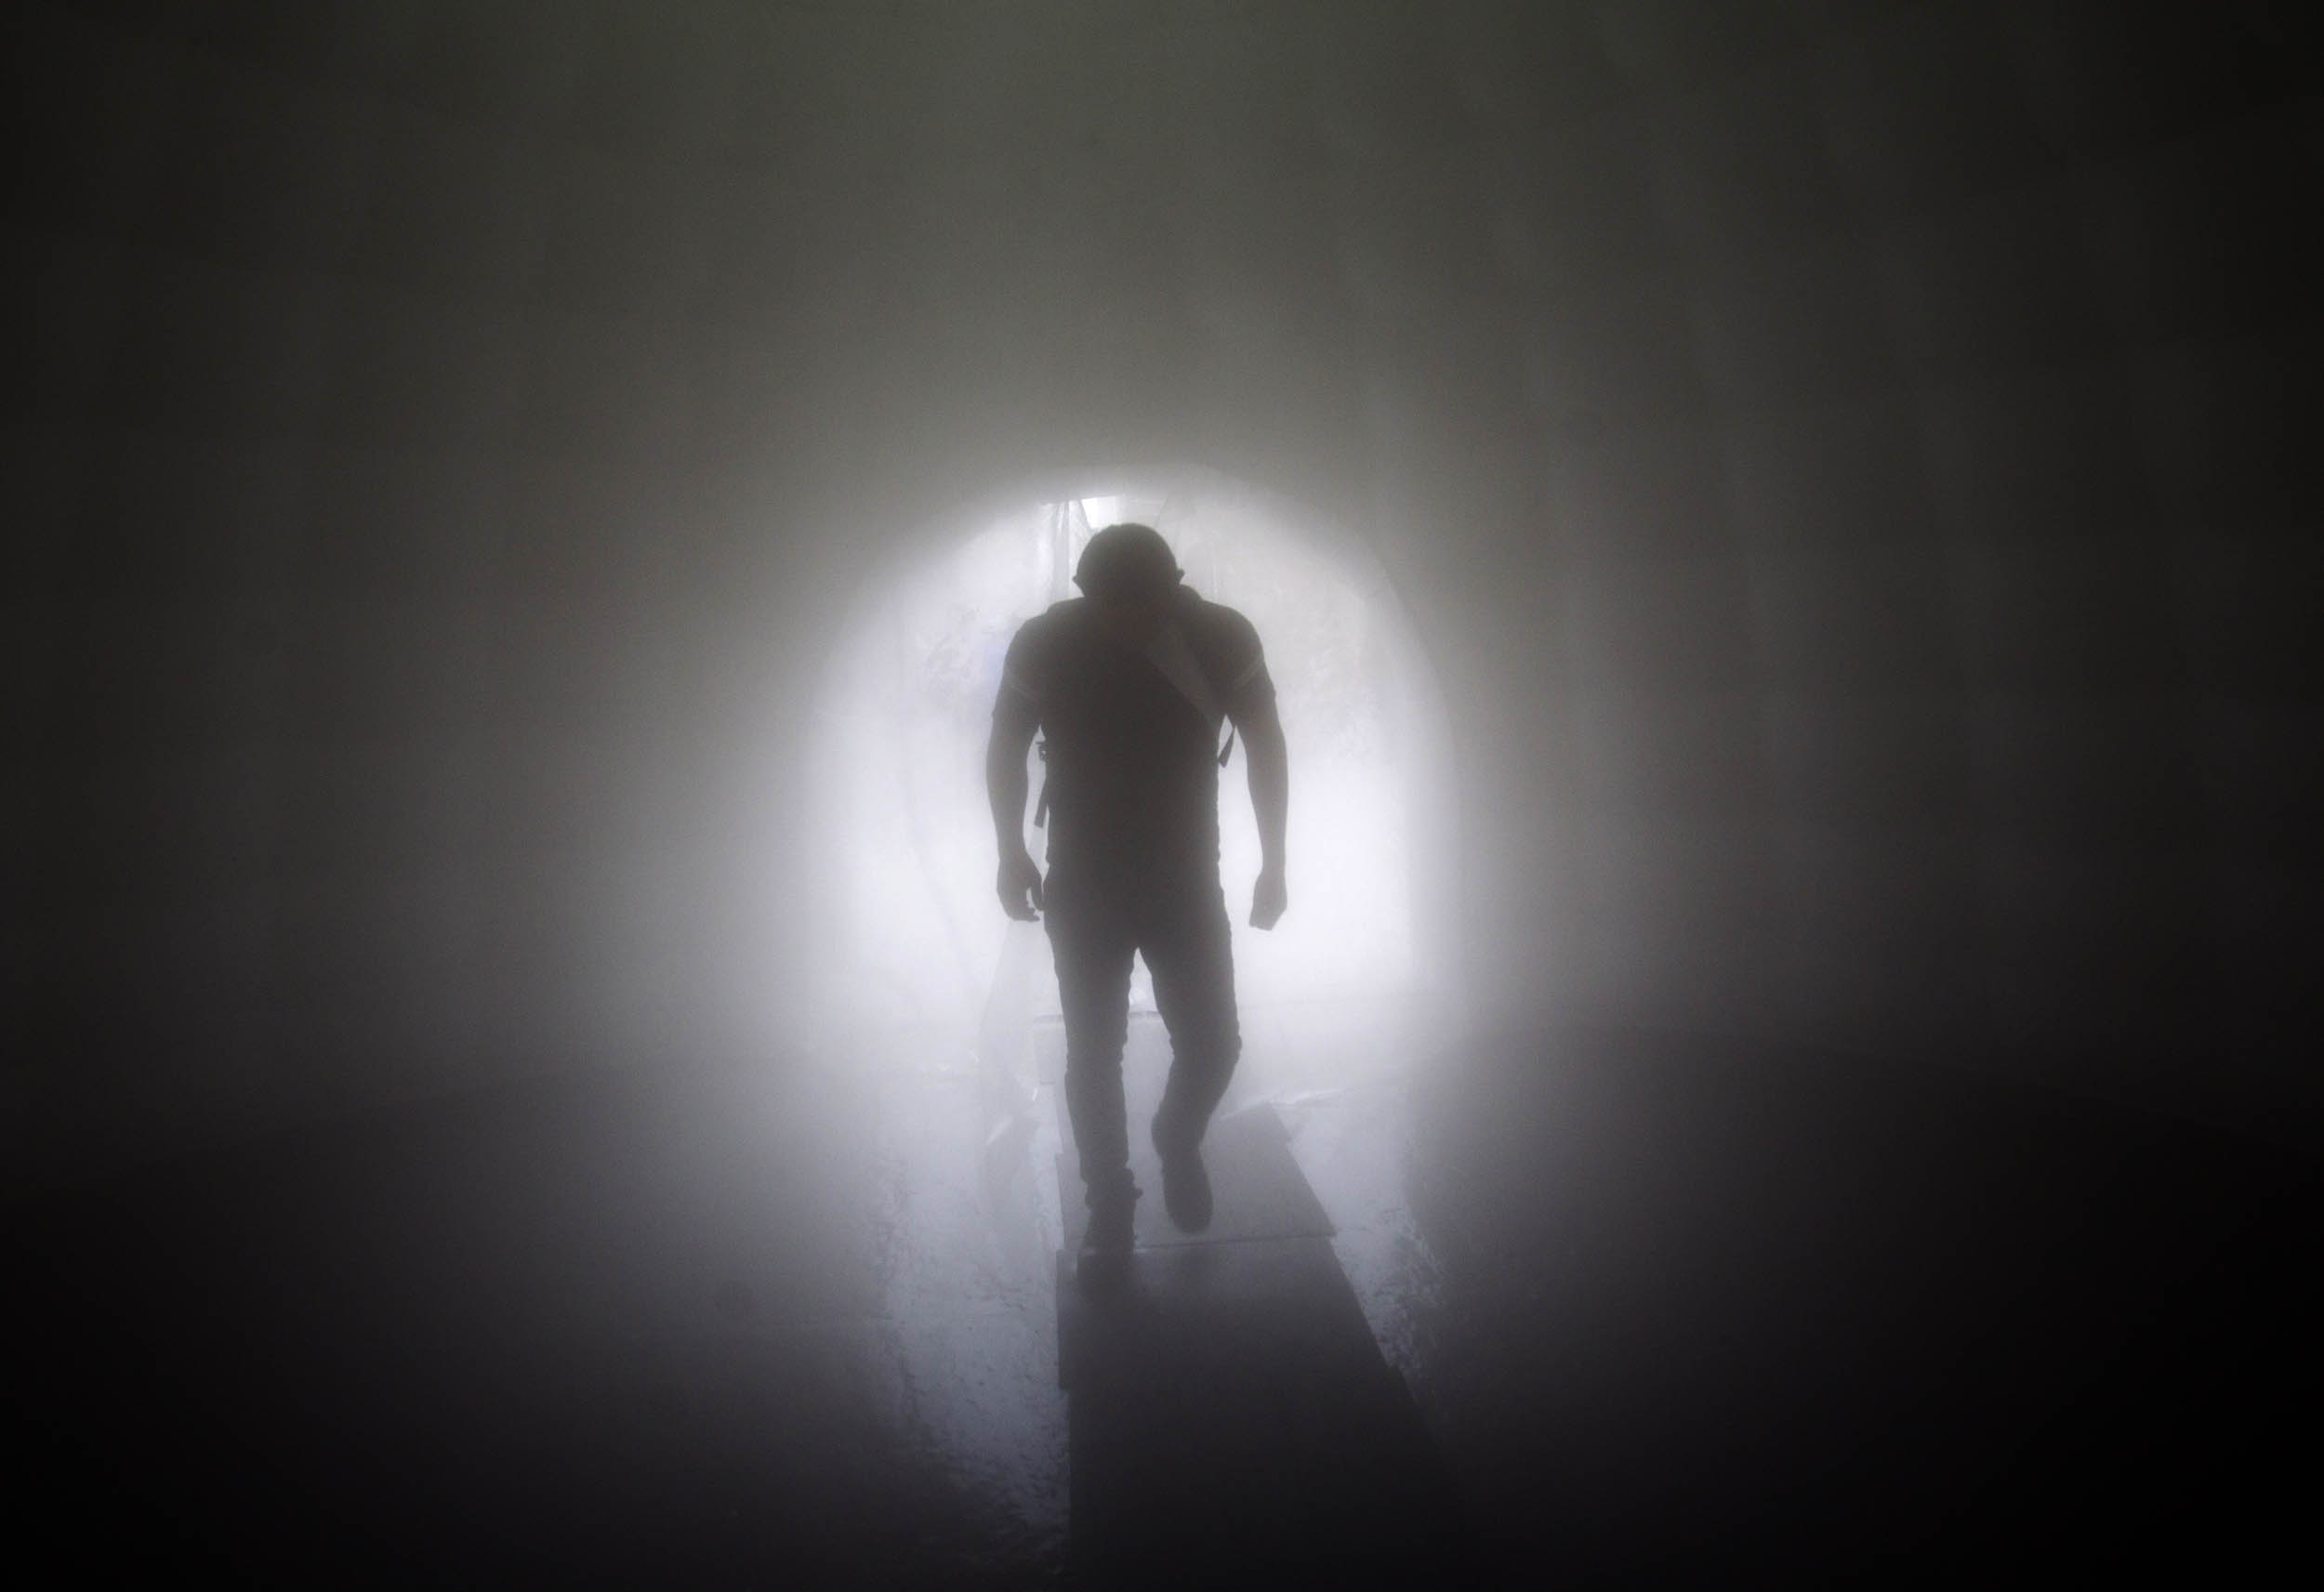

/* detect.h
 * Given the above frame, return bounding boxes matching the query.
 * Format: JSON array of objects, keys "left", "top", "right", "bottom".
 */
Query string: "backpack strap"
[{"left": 1142, "top": 593, "right": 1246, "bottom": 769}]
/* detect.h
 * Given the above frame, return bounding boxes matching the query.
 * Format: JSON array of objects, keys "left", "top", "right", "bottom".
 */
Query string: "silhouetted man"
[{"left": 987, "top": 524, "right": 1288, "bottom": 1289}]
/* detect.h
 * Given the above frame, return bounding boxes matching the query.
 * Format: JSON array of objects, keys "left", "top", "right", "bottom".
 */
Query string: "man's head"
[
  {"left": 1074, "top": 523, "right": 1182, "bottom": 646},
  {"left": 1074, "top": 523, "right": 1180, "bottom": 603}
]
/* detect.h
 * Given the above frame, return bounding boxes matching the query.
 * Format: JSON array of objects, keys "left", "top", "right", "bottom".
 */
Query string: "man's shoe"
[
  {"left": 1152, "top": 1117, "right": 1213, "bottom": 1233},
  {"left": 1076, "top": 1194, "right": 1137, "bottom": 1291}
]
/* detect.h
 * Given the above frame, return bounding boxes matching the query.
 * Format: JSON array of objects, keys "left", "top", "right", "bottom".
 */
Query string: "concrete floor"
[{"left": 7, "top": 1024, "right": 2314, "bottom": 1586}]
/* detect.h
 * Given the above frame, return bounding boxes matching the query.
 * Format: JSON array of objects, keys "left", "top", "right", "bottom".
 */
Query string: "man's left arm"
[{"left": 1235, "top": 696, "right": 1288, "bottom": 930}]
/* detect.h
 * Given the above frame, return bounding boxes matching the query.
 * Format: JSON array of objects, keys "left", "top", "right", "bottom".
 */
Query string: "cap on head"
[{"left": 1074, "top": 523, "right": 1181, "bottom": 602}]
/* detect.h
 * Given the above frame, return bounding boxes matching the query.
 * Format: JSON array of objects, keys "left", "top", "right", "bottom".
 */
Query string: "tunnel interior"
[{"left": 7, "top": 1, "right": 2319, "bottom": 1585}]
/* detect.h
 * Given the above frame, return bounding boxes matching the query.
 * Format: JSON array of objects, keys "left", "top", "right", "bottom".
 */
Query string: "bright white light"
[{"left": 811, "top": 489, "right": 1443, "bottom": 1044}]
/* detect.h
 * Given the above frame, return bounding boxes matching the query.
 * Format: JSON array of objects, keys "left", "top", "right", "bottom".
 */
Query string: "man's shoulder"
[
  {"left": 1173, "top": 594, "right": 1271, "bottom": 704},
  {"left": 1001, "top": 602, "right": 1100, "bottom": 704},
  {"left": 1009, "top": 599, "right": 1089, "bottom": 651},
  {"left": 1020, "top": 598, "right": 1090, "bottom": 633},
  {"left": 1184, "top": 594, "right": 1252, "bottom": 624},
  {"left": 1177, "top": 596, "right": 1262, "bottom": 654}
]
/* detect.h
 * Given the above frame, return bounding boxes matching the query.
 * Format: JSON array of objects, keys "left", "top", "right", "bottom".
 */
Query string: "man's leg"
[
  {"left": 1142, "top": 875, "right": 1241, "bottom": 1230},
  {"left": 1043, "top": 874, "right": 1140, "bottom": 1217}
]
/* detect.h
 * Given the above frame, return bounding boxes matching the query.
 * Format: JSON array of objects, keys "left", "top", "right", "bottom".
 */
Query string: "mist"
[{"left": 7, "top": 1, "right": 2317, "bottom": 1585}]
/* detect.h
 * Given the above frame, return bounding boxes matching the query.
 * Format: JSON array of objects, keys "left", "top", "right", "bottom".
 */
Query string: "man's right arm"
[{"left": 986, "top": 698, "right": 1044, "bottom": 920}]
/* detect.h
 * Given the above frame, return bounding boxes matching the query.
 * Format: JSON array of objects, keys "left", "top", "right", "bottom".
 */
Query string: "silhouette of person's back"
[{"left": 986, "top": 524, "right": 1289, "bottom": 1288}]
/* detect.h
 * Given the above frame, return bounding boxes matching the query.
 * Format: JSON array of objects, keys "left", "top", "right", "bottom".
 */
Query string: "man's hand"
[
  {"left": 987, "top": 702, "right": 1043, "bottom": 920},
  {"left": 997, "top": 846, "right": 1046, "bottom": 921},
  {"left": 1235, "top": 699, "right": 1288, "bottom": 932},
  {"left": 1250, "top": 862, "right": 1287, "bottom": 931}
]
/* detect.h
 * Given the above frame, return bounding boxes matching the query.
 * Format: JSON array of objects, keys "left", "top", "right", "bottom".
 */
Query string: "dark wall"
[{"left": 8, "top": 0, "right": 2318, "bottom": 1183}]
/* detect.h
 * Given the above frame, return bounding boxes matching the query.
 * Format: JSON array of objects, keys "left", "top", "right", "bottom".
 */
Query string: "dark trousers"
[{"left": 1044, "top": 867, "right": 1242, "bottom": 1212}]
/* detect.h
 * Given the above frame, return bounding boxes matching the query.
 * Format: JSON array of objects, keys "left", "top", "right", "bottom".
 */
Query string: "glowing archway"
[{"left": 808, "top": 469, "right": 1457, "bottom": 1066}]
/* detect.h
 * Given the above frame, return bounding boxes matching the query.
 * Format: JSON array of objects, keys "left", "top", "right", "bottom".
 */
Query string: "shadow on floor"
[{"left": 1054, "top": 1104, "right": 1473, "bottom": 1588}]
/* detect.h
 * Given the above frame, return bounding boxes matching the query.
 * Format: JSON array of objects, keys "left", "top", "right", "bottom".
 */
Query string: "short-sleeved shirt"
[{"left": 996, "top": 588, "right": 1274, "bottom": 883}]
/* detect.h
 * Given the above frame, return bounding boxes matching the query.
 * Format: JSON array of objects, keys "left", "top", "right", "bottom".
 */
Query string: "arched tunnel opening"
[
  {"left": 7, "top": 2, "right": 2318, "bottom": 1586},
  {"left": 787, "top": 475, "right": 1465, "bottom": 1561},
  {"left": 809, "top": 476, "right": 1453, "bottom": 1042}
]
